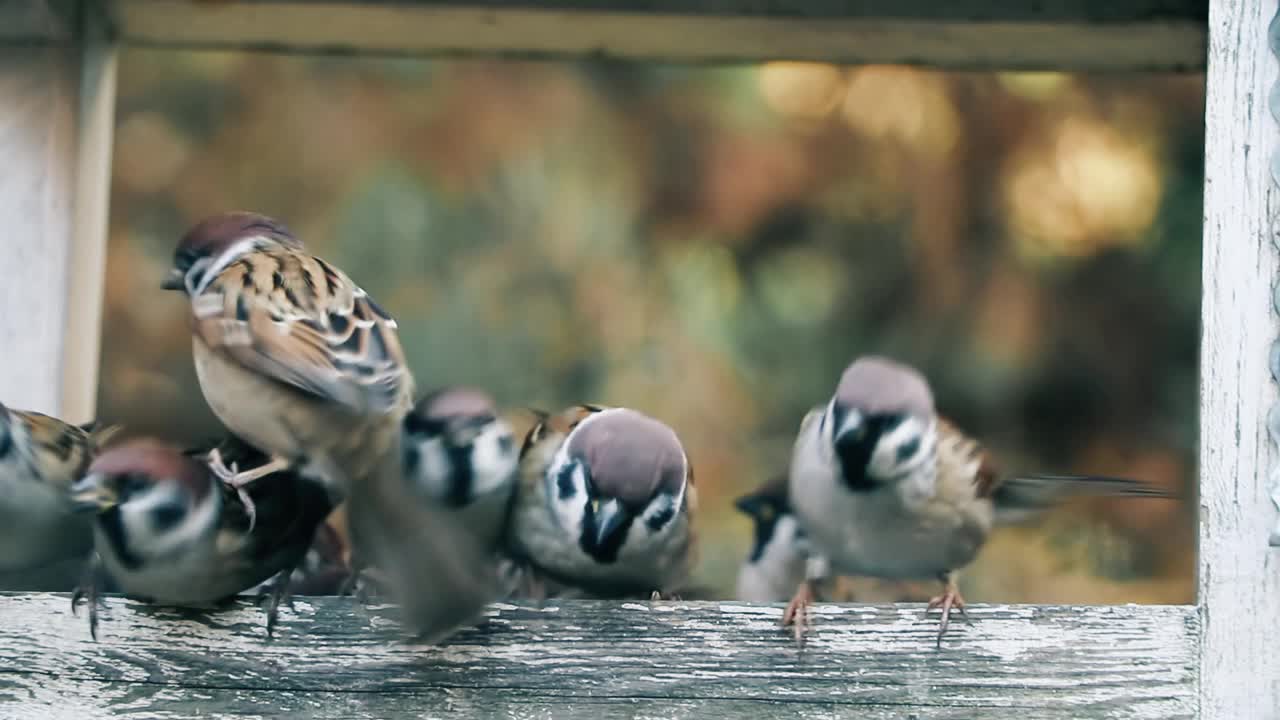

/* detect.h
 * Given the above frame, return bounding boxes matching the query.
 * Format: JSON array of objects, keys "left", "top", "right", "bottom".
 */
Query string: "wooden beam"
[
  {"left": 0, "top": 2, "right": 117, "bottom": 423},
  {"left": 0, "top": 595, "right": 1197, "bottom": 718},
  {"left": 1198, "top": 0, "right": 1280, "bottom": 715},
  {"left": 109, "top": 0, "right": 1208, "bottom": 71}
]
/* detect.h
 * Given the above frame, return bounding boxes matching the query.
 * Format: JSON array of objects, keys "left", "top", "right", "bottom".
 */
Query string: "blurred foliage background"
[{"left": 99, "top": 50, "right": 1202, "bottom": 603}]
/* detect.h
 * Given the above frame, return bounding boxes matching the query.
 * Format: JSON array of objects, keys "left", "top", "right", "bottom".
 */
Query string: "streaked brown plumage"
[
  {"left": 162, "top": 211, "right": 415, "bottom": 522},
  {"left": 0, "top": 402, "right": 119, "bottom": 577}
]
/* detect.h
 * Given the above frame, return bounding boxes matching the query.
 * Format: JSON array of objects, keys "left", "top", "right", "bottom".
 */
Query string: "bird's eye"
[{"left": 150, "top": 502, "right": 185, "bottom": 532}]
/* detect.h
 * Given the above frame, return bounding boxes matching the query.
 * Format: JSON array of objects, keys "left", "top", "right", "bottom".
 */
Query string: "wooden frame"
[{"left": 1, "top": 0, "right": 1274, "bottom": 717}]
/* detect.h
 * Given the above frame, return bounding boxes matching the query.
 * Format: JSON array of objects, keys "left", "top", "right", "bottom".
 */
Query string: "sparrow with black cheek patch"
[
  {"left": 402, "top": 387, "right": 519, "bottom": 551},
  {"left": 733, "top": 477, "right": 810, "bottom": 604},
  {"left": 69, "top": 436, "right": 336, "bottom": 640},
  {"left": 0, "top": 401, "right": 119, "bottom": 577},
  {"left": 342, "top": 386, "right": 519, "bottom": 600},
  {"left": 161, "top": 211, "right": 415, "bottom": 527},
  {"left": 507, "top": 404, "right": 697, "bottom": 600},
  {"left": 785, "top": 356, "right": 1173, "bottom": 647}
]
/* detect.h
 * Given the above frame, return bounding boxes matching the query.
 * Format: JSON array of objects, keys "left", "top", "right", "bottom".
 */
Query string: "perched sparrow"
[
  {"left": 69, "top": 436, "right": 336, "bottom": 639},
  {"left": 507, "top": 404, "right": 696, "bottom": 599},
  {"left": 785, "top": 356, "right": 1172, "bottom": 647},
  {"left": 0, "top": 401, "right": 119, "bottom": 576},
  {"left": 402, "top": 386, "right": 519, "bottom": 552},
  {"left": 733, "top": 477, "right": 810, "bottom": 604},
  {"left": 341, "top": 386, "right": 519, "bottom": 603},
  {"left": 161, "top": 211, "right": 414, "bottom": 526}
]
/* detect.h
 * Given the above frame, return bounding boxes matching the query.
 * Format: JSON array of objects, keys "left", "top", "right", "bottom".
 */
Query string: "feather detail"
[{"left": 191, "top": 247, "right": 412, "bottom": 416}]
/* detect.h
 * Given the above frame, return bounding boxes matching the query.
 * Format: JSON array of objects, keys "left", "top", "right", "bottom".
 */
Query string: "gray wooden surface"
[
  {"left": 1199, "top": 0, "right": 1280, "bottom": 715},
  {"left": 108, "top": 0, "right": 1207, "bottom": 70},
  {"left": 0, "top": 594, "right": 1196, "bottom": 719}
]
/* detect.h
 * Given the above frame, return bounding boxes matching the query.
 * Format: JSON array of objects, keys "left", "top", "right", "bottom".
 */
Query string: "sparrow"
[
  {"left": 161, "top": 211, "right": 415, "bottom": 527},
  {"left": 341, "top": 386, "right": 519, "bottom": 601},
  {"left": 0, "top": 401, "right": 119, "bottom": 576},
  {"left": 69, "top": 436, "right": 336, "bottom": 639},
  {"left": 506, "top": 404, "right": 697, "bottom": 599},
  {"left": 733, "top": 477, "right": 810, "bottom": 604},
  {"left": 785, "top": 355, "right": 1173, "bottom": 647},
  {"left": 402, "top": 386, "right": 519, "bottom": 552}
]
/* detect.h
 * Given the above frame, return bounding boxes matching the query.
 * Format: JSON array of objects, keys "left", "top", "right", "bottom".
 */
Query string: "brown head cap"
[
  {"left": 89, "top": 438, "right": 213, "bottom": 501},
  {"left": 833, "top": 355, "right": 934, "bottom": 419},
  {"left": 568, "top": 408, "right": 686, "bottom": 510}
]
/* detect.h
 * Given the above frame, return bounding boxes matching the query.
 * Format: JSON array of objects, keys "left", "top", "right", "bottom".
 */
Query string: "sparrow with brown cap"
[
  {"left": 785, "top": 355, "right": 1173, "bottom": 647},
  {"left": 507, "top": 404, "right": 696, "bottom": 599}
]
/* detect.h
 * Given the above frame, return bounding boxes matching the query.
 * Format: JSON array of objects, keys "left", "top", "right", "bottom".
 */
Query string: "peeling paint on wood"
[
  {"left": 1200, "top": 0, "right": 1280, "bottom": 715},
  {"left": 0, "top": 594, "right": 1196, "bottom": 718}
]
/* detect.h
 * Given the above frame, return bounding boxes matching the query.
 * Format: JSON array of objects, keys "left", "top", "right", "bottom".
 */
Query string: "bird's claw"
[
  {"left": 256, "top": 570, "right": 295, "bottom": 639},
  {"left": 781, "top": 581, "right": 815, "bottom": 649},
  {"left": 925, "top": 579, "right": 971, "bottom": 648}
]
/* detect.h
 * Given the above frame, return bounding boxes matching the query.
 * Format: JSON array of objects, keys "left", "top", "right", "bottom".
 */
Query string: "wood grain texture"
[
  {"left": 0, "top": 3, "right": 116, "bottom": 424},
  {"left": 60, "top": 10, "right": 117, "bottom": 425},
  {"left": 1199, "top": 0, "right": 1280, "bottom": 715},
  {"left": 0, "top": 45, "right": 76, "bottom": 416},
  {"left": 109, "top": 0, "right": 1208, "bottom": 70},
  {"left": 0, "top": 594, "right": 1197, "bottom": 719}
]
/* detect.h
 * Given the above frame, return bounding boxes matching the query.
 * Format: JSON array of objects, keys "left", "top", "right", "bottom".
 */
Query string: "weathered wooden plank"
[
  {"left": 1198, "top": 0, "right": 1280, "bottom": 716},
  {"left": 0, "top": 2, "right": 116, "bottom": 423},
  {"left": 0, "top": 594, "right": 1197, "bottom": 718},
  {"left": 108, "top": 0, "right": 1208, "bottom": 70}
]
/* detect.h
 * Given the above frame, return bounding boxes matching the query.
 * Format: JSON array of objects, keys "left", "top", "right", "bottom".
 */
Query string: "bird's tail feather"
[{"left": 993, "top": 473, "right": 1176, "bottom": 524}]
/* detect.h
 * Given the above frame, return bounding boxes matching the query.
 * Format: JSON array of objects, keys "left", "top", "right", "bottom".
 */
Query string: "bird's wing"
[{"left": 192, "top": 247, "right": 413, "bottom": 416}]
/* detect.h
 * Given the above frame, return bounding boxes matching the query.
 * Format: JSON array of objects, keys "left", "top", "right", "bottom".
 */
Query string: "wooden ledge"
[
  {"left": 98, "top": 0, "right": 1208, "bottom": 71},
  {"left": 0, "top": 593, "right": 1198, "bottom": 718}
]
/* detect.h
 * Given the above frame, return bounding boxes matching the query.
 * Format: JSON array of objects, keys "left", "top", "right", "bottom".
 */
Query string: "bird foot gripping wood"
[
  {"left": 207, "top": 448, "right": 291, "bottom": 534},
  {"left": 925, "top": 574, "right": 972, "bottom": 648},
  {"left": 781, "top": 581, "right": 815, "bottom": 648},
  {"left": 254, "top": 568, "right": 296, "bottom": 639},
  {"left": 70, "top": 553, "right": 105, "bottom": 641}
]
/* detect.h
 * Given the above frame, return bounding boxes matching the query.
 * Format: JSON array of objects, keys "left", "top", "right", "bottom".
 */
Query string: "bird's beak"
[
  {"left": 161, "top": 267, "right": 185, "bottom": 291},
  {"left": 69, "top": 474, "right": 118, "bottom": 513},
  {"left": 592, "top": 498, "right": 630, "bottom": 549}
]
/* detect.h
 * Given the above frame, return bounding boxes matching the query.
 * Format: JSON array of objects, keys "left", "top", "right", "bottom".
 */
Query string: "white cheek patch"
[
  {"left": 193, "top": 237, "right": 262, "bottom": 296},
  {"left": 870, "top": 417, "right": 937, "bottom": 483},
  {"left": 405, "top": 435, "right": 451, "bottom": 501},
  {"left": 469, "top": 420, "right": 519, "bottom": 497},
  {"left": 545, "top": 451, "right": 590, "bottom": 539},
  {"left": 122, "top": 485, "right": 219, "bottom": 561}
]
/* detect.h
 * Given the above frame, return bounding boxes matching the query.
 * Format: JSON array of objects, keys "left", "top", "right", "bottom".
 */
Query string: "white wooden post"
[
  {"left": 1200, "top": 0, "right": 1280, "bottom": 714},
  {"left": 0, "top": 1, "right": 116, "bottom": 423}
]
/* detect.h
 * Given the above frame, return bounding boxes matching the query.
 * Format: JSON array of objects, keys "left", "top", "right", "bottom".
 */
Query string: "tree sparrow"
[
  {"left": 786, "top": 355, "right": 1173, "bottom": 646},
  {"left": 507, "top": 404, "right": 696, "bottom": 599},
  {"left": 341, "top": 386, "right": 519, "bottom": 604},
  {"left": 733, "top": 478, "right": 810, "bottom": 604},
  {"left": 402, "top": 386, "right": 519, "bottom": 552},
  {"left": 161, "top": 211, "right": 415, "bottom": 526},
  {"left": 0, "top": 401, "right": 119, "bottom": 576},
  {"left": 69, "top": 436, "right": 336, "bottom": 639}
]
